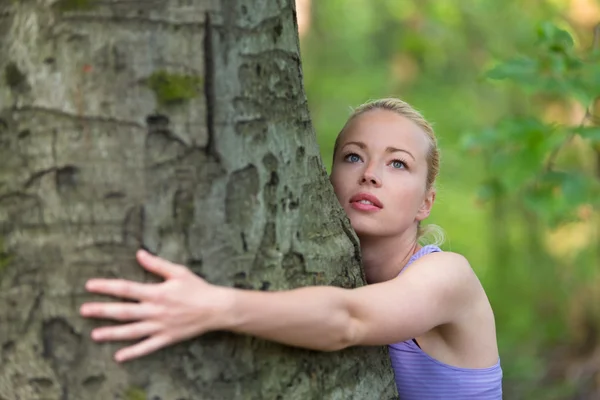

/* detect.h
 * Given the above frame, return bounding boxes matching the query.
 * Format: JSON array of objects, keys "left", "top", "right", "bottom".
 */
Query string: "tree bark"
[{"left": 0, "top": 1, "right": 396, "bottom": 399}]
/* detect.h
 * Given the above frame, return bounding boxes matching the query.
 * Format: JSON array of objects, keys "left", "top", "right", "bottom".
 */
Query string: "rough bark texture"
[{"left": 0, "top": 0, "right": 396, "bottom": 399}]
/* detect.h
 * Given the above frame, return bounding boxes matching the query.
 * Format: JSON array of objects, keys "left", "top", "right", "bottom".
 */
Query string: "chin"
[
  {"left": 349, "top": 220, "right": 385, "bottom": 239},
  {"left": 350, "top": 215, "right": 410, "bottom": 240}
]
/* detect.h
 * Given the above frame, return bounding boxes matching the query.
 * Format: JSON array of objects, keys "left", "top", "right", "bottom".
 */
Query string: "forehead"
[{"left": 339, "top": 110, "right": 430, "bottom": 158}]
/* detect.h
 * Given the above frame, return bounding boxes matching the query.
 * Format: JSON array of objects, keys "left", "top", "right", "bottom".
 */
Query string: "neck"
[{"left": 359, "top": 233, "right": 420, "bottom": 284}]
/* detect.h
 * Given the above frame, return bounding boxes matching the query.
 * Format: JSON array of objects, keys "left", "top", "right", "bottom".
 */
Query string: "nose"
[{"left": 360, "top": 165, "right": 382, "bottom": 187}]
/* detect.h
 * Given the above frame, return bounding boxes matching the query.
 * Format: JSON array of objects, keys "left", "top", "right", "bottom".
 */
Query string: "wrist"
[{"left": 211, "top": 285, "right": 242, "bottom": 332}]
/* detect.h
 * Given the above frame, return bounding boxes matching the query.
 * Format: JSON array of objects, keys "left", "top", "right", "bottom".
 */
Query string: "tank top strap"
[{"left": 401, "top": 244, "right": 442, "bottom": 274}]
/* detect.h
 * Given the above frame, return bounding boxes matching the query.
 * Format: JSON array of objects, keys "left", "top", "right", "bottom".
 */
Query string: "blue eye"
[
  {"left": 391, "top": 160, "right": 406, "bottom": 169},
  {"left": 344, "top": 153, "right": 361, "bottom": 163}
]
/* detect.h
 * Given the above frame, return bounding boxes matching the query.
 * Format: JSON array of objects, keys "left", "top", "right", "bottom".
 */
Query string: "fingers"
[
  {"left": 114, "top": 334, "right": 171, "bottom": 363},
  {"left": 85, "top": 279, "right": 155, "bottom": 301},
  {"left": 84, "top": 251, "right": 191, "bottom": 302},
  {"left": 136, "top": 250, "right": 188, "bottom": 279},
  {"left": 80, "top": 302, "right": 160, "bottom": 321},
  {"left": 91, "top": 321, "right": 161, "bottom": 342}
]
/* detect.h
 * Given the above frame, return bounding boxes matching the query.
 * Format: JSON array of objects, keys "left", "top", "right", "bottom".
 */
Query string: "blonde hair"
[{"left": 334, "top": 98, "right": 445, "bottom": 246}]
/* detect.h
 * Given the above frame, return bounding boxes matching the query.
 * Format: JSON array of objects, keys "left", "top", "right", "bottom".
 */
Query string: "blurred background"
[{"left": 296, "top": 0, "right": 600, "bottom": 398}]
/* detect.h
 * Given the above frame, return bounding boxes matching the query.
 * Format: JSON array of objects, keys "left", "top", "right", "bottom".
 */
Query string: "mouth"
[{"left": 349, "top": 193, "right": 383, "bottom": 212}]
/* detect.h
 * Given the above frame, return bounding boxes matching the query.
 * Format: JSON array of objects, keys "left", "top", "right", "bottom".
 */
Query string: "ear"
[{"left": 416, "top": 189, "right": 435, "bottom": 221}]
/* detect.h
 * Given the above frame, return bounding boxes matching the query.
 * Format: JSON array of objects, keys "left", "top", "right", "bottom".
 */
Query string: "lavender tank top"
[{"left": 389, "top": 245, "right": 503, "bottom": 399}]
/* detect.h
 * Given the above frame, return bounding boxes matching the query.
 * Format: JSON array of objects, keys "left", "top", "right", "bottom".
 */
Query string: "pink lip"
[{"left": 349, "top": 193, "right": 383, "bottom": 212}]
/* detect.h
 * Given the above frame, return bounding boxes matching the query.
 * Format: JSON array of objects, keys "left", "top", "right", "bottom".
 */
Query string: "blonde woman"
[{"left": 81, "top": 98, "right": 503, "bottom": 399}]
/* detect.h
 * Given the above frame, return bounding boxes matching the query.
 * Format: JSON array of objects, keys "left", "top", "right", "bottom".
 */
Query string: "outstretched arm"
[
  {"left": 228, "top": 251, "right": 477, "bottom": 349},
  {"left": 80, "top": 249, "right": 477, "bottom": 362}
]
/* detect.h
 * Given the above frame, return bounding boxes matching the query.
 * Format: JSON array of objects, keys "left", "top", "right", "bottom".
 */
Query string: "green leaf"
[
  {"left": 478, "top": 118, "right": 575, "bottom": 202},
  {"left": 556, "top": 172, "right": 587, "bottom": 204},
  {"left": 486, "top": 57, "right": 538, "bottom": 82},
  {"left": 566, "top": 78, "right": 596, "bottom": 106},
  {"left": 536, "top": 21, "right": 575, "bottom": 53},
  {"left": 524, "top": 170, "right": 599, "bottom": 226},
  {"left": 578, "top": 62, "right": 600, "bottom": 99},
  {"left": 572, "top": 126, "right": 600, "bottom": 142}
]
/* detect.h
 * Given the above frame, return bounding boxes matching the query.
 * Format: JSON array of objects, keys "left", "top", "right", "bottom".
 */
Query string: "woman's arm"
[
  {"left": 227, "top": 251, "right": 478, "bottom": 350},
  {"left": 80, "top": 250, "right": 478, "bottom": 362}
]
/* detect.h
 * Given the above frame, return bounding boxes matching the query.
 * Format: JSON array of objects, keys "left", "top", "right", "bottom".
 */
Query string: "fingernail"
[{"left": 139, "top": 245, "right": 156, "bottom": 256}]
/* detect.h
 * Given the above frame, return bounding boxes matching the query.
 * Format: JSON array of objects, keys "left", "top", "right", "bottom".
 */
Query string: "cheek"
[
  {"left": 330, "top": 165, "right": 348, "bottom": 189},
  {"left": 329, "top": 170, "right": 344, "bottom": 197},
  {"left": 389, "top": 181, "right": 425, "bottom": 209}
]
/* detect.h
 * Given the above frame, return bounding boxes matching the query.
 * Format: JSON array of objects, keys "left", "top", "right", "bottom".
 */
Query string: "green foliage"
[
  {"left": 302, "top": 2, "right": 599, "bottom": 396},
  {"left": 147, "top": 71, "right": 203, "bottom": 106},
  {"left": 471, "top": 21, "right": 600, "bottom": 225},
  {"left": 464, "top": 20, "right": 600, "bottom": 394},
  {"left": 572, "top": 125, "right": 600, "bottom": 142},
  {"left": 487, "top": 22, "right": 599, "bottom": 104}
]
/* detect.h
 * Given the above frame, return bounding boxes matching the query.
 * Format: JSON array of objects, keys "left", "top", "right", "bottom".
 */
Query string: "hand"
[{"left": 79, "top": 249, "right": 232, "bottom": 362}]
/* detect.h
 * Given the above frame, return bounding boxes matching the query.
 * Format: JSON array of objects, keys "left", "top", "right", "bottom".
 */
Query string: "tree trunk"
[{"left": 0, "top": 1, "right": 396, "bottom": 399}]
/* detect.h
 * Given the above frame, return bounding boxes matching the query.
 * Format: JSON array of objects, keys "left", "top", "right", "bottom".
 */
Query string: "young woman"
[{"left": 80, "top": 98, "right": 503, "bottom": 398}]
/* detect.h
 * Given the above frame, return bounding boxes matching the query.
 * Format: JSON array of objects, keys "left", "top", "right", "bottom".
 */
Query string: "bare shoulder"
[
  {"left": 404, "top": 251, "right": 478, "bottom": 281},
  {"left": 400, "top": 251, "right": 484, "bottom": 301},
  {"left": 396, "top": 251, "right": 498, "bottom": 365}
]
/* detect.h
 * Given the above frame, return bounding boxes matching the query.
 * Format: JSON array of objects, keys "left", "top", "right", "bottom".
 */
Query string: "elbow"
[{"left": 322, "top": 314, "right": 362, "bottom": 352}]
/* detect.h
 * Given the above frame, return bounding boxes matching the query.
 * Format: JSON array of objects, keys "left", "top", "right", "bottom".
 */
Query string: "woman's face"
[{"left": 330, "top": 109, "right": 434, "bottom": 239}]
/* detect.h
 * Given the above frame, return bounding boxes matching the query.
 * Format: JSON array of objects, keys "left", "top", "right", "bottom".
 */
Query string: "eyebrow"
[{"left": 341, "top": 141, "right": 415, "bottom": 161}]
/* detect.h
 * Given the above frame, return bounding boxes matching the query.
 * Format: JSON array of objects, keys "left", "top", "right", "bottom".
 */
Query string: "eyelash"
[
  {"left": 390, "top": 158, "right": 408, "bottom": 169},
  {"left": 342, "top": 152, "right": 408, "bottom": 169},
  {"left": 344, "top": 153, "right": 362, "bottom": 163}
]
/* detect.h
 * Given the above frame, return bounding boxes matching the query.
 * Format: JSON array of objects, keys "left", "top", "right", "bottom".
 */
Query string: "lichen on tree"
[
  {"left": 0, "top": 239, "right": 11, "bottom": 276},
  {"left": 54, "top": 0, "right": 96, "bottom": 12},
  {"left": 147, "top": 71, "right": 203, "bottom": 106},
  {"left": 124, "top": 386, "right": 147, "bottom": 400}
]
